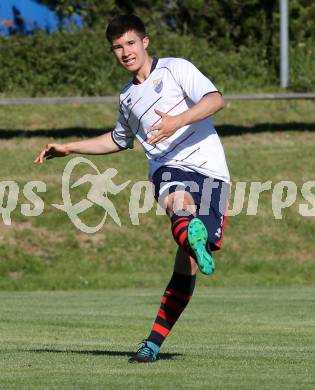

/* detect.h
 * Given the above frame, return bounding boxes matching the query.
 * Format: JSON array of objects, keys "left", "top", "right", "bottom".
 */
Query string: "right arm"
[{"left": 34, "top": 132, "right": 121, "bottom": 164}]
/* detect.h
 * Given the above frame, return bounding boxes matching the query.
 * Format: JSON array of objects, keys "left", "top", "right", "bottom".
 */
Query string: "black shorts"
[{"left": 152, "top": 166, "right": 230, "bottom": 251}]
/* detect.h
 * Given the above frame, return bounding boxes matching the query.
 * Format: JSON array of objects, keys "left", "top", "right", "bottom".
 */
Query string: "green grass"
[
  {"left": 0, "top": 100, "right": 315, "bottom": 289},
  {"left": 0, "top": 287, "right": 314, "bottom": 389},
  {"left": 1, "top": 100, "right": 315, "bottom": 131}
]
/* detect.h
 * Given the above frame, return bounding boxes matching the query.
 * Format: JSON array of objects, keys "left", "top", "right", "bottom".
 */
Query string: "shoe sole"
[{"left": 188, "top": 218, "right": 215, "bottom": 275}]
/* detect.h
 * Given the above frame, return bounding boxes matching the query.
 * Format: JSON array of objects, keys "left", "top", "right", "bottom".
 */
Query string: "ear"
[{"left": 143, "top": 36, "right": 149, "bottom": 49}]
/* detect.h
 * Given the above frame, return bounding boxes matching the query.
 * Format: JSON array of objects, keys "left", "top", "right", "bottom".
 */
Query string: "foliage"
[
  {"left": 0, "top": 24, "right": 314, "bottom": 97},
  {"left": 290, "top": 41, "right": 315, "bottom": 92},
  {"left": 0, "top": 0, "right": 314, "bottom": 97},
  {"left": 0, "top": 28, "right": 127, "bottom": 97},
  {"left": 36, "top": 0, "right": 315, "bottom": 47},
  {"left": 35, "top": 0, "right": 117, "bottom": 26},
  {"left": 0, "top": 1, "right": 313, "bottom": 97}
]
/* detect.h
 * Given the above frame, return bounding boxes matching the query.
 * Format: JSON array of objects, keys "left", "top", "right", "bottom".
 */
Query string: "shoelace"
[{"left": 136, "top": 340, "right": 155, "bottom": 357}]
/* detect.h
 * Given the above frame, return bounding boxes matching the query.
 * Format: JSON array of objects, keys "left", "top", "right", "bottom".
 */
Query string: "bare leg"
[{"left": 160, "top": 190, "right": 197, "bottom": 217}]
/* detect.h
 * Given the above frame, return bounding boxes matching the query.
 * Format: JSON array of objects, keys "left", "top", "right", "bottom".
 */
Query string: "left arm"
[{"left": 147, "top": 92, "right": 224, "bottom": 145}]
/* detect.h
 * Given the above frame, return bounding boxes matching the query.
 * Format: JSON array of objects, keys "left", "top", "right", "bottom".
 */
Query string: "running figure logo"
[{"left": 52, "top": 157, "right": 130, "bottom": 233}]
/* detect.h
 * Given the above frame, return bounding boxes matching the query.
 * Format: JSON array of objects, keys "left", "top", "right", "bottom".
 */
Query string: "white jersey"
[{"left": 111, "top": 57, "right": 230, "bottom": 182}]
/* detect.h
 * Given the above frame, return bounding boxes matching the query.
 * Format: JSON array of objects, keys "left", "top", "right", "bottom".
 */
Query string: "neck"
[{"left": 133, "top": 55, "right": 153, "bottom": 84}]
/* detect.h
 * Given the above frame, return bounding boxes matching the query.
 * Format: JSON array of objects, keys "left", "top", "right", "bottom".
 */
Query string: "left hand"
[{"left": 147, "top": 109, "right": 181, "bottom": 144}]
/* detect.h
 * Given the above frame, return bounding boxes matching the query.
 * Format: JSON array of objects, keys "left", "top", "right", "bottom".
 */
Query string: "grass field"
[
  {"left": 0, "top": 100, "right": 315, "bottom": 289},
  {"left": 0, "top": 287, "right": 314, "bottom": 389},
  {"left": 0, "top": 100, "right": 314, "bottom": 388}
]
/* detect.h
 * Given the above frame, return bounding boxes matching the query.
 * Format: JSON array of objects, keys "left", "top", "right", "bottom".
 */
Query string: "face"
[{"left": 111, "top": 30, "right": 150, "bottom": 74}]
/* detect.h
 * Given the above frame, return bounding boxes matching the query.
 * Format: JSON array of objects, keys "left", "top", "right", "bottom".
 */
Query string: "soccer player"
[{"left": 34, "top": 14, "right": 230, "bottom": 363}]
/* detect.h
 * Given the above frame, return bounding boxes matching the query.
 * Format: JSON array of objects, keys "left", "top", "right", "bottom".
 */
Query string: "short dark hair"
[{"left": 106, "top": 14, "right": 146, "bottom": 43}]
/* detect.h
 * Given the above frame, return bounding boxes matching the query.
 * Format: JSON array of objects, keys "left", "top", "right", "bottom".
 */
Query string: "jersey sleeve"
[
  {"left": 111, "top": 114, "right": 135, "bottom": 149},
  {"left": 171, "top": 58, "right": 219, "bottom": 103}
]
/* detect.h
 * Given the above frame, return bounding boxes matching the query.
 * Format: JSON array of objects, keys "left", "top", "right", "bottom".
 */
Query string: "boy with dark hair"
[
  {"left": 105, "top": 14, "right": 147, "bottom": 41},
  {"left": 35, "top": 14, "right": 230, "bottom": 363}
]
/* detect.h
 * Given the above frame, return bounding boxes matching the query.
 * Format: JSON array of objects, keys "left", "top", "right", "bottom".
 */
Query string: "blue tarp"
[{"left": 0, "top": 0, "right": 82, "bottom": 36}]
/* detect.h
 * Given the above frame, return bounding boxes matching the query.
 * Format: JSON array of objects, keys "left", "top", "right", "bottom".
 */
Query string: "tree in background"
[
  {"left": 36, "top": 0, "right": 314, "bottom": 46},
  {"left": 1, "top": 1, "right": 313, "bottom": 95}
]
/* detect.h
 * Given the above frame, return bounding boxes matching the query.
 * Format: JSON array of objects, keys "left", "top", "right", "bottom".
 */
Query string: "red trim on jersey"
[
  {"left": 198, "top": 160, "right": 208, "bottom": 168},
  {"left": 165, "top": 96, "right": 188, "bottom": 115},
  {"left": 150, "top": 96, "right": 187, "bottom": 127}
]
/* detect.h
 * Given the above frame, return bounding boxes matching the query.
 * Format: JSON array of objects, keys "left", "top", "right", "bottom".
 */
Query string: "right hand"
[{"left": 34, "top": 143, "right": 70, "bottom": 164}]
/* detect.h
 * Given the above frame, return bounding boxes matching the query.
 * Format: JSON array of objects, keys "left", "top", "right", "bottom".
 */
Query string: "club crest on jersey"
[{"left": 153, "top": 78, "right": 163, "bottom": 93}]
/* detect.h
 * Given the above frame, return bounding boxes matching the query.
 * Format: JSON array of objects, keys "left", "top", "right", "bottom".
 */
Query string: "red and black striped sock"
[
  {"left": 147, "top": 271, "right": 196, "bottom": 347},
  {"left": 170, "top": 211, "right": 194, "bottom": 256}
]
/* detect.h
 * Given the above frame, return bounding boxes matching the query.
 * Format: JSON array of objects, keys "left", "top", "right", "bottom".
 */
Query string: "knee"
[{"left": 166, "top": 191, "right": 196, "bottom": 216}]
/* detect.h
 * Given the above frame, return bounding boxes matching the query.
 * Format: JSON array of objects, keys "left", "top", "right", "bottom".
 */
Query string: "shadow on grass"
[
  {"left": 22, "top": 348, "right": 182, "bottom": 360},
  {"left": 217, "top": 122, "right": 315, "bottom": 136},
  {"left": 1, "top": 122, "right": 315, "bottom": 139},
  {"left": 0, "top": 128, "right": 107, "bottom": 139}
]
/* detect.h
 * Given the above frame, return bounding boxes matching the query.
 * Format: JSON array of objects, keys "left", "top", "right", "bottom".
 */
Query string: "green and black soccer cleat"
[
  {"left": 188, "top": 218, "right": 215, "bottom": 275},
  {"left": 128, "top": 340, "right": 160, "bottom": 363}
]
